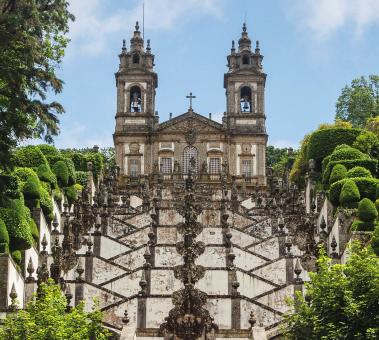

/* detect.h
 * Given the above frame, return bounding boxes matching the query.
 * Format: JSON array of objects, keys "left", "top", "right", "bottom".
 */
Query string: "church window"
[
  {"left": 182, "top": 146, "right": 198, "bottom": 174},
  {"left": 209, "top": 158, "right": 221, "bottom": 174},
  {"left": 242, "top": 55, "right": 250, "bottom": 65},
  {"left": 133, "top": 53, "right": 140, "bottom": 64},
  {"left": 129, "top": 159, "right": 140, "bottom": 177},
  {"left": 242, "top": 159, "right": 253, "bottom": 178},
  {"left": 240, "top": 86, "right": 252, "bottom": 113},
  {"left": 130, "top": 86, "right": 142, "bottom": 112},
  {"left": 160, "top": 157, "right": 172, "bottom": 174}
]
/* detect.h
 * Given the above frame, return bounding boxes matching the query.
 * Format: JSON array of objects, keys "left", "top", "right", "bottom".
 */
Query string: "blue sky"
[{"left": 51, "top": 0, "right": 379, "bottom": 149}]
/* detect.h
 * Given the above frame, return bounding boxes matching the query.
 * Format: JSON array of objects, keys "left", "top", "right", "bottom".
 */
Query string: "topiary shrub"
[
  {"left": 334, "top": 144, "right": 351, "bottom": 151},
  {"left": 11, "top": 250, "right": 22, "bottom": 265},
  {"left": 329, "top": 177, "right": 379, "bottom": 206},
  {"left": 75, "top": 171, "right": 88, "bottom": 187},
  {"left": 40, "top": 187, "right": 53, "bottom": 222},
  {"left": 358, "top": 198, "right": 378, "bottom": 222},
  {"left": 329, "top": 164, "right": 347, "bottom": 185},
  {"left": 65, "top": 158, "right": 76, "bottom": 186},
  {"left": 0, "top": 218, "right": 9, "bottom": 253},
  {"left": 0, "top": 174, "right": 21, "bottom": 200},
  {"left": 53, "top": 188, "right": 63, "bottom": 202},
  {"left": 307, "top": 128, "right": 361, "bottom": 166},
  {"left": 353, "top": 130, "right": 379, "bottom": 157},
  {"left": 339, "top": 179, "right": 360, "bottom": 208},
  {"left": 329, "top": 146, "right": 368, "bottom": 162},
  {"left": 14, "top": 167, "right": 39, "bottom": 184},
  {"left": 37, "top": 144, "right": 61, "bottom": 159},
  {"left": 13, "top": 146, "right": 49, "bottom": 168},
  {"left": 351, "top": 219, "right": 376, "bottom": 232},
  {"left": 65, "top": 185, "right": 78, "bottom": 206},
  {"left": 52, "top": 161, "right": 69, "bottom": 187},
  {"left": 23, "top": 176, "right": 41, "bottom": 201},
  {"left": 29, "top": 218, "right": 39, "bottom": 243},
  {"left": 371, "top": 224, "right": 379, "bottom": 256},
  {"left": 376, "top": 184, "right": 379, "bottom": 199},
  {"left": 346, "top": 166, "right": 372, "bottom": 178},
  {"left": 36, "top": 164, "right": 56, "bottom": 186}
]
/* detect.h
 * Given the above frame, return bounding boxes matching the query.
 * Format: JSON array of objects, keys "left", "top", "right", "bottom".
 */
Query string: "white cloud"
[
  {"left": 289, "top": 0, "right": 379, "bottom": 40},
  {"left": 67, "top": 0, "right": 223, "bottom": 55}
]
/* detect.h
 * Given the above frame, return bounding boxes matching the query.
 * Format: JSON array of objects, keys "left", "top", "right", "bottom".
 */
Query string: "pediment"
[{"left": 155, "top": 110, "right": 224, "bottom": 134}]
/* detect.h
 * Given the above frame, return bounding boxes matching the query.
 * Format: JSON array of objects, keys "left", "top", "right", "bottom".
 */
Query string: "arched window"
[
  {"left": 133, "top": 53, "right": 140, "bottom": 64},
  {"left": 182, "top": 146, "right": 198, "bottom": 175},
  {"left": 242, "top": 55, "right": 250, "bottom": 65},
  {"left": 130, "top": 86, "right": 142, "bottom": 112},
  {"left": 240, "top": 86, "right": 252, "bottom": 113}
]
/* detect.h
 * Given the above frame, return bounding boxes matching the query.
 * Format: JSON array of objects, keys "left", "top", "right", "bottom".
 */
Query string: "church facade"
[{"left": 114, "top": 22, "right": 267, "bottom": 187}]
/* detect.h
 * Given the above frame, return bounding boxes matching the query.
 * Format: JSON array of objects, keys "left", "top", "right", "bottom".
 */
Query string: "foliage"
[
  {"left": 329, "top": 177, "right": 379, "bottom": 206},
  {"left": 0, "top": 1, "right": 74, "bottom": 169},
  {"left": 365, "top": 116, "right": 379, "bottom": 137},
  {"left": 329, "top": 164, "right": 347, "bottom": 185},
  {"left": 14, "top": 167, "right": 39, "bottom": 184},
  {"left": 340, "top": 179, "right": 360, "bottom": 208},
  {"left": 266, "top": 146, "right": 290, "bottom": 167},
  {"left": 335, "top": 75, "right": 379, "bottom": 128},
  {"left": 40, "top": 187, "right": 54, "bottom": 222},
  {"left": 64, "top": 185, "right": 77, "bottom": 206},
  {"left": 52, "top": 161, "right": 69, "bottom": 187},
  {"left": 29, "top": 218, "right": 39, "bottom": 243},
  {"left": 283, "top": 245, "right": 379, "bottom": 340},
  {"left": 0, "top": 199, "right": 34, "bottom": 251},
  {"left": 351, "top": 220, "right": 376, "bottom": 232},
  {"left": 372, "top": 224, "right": 379, "bottom": 256},
  {"left": 307, "top": 128, "right": 361, "bottom": 167},
  {"left": 100, "top": 147, "right": 115, "bottom": 168},
  {"left": 0, "top": 280, "right": 110, "bottom": 340},
  {"left": 290, "top": 134, "right": 311, "bottom": 187},
  {"left": 53, "top": 188, "right": 63, "bottom": 202},
  {"left": 75, "top": 171, "right": 88, "bottom": 187},
  {"left": 36, "top": 164, "right": 56, "bottom": 186},
  {"left": 23, "top": 177, "right": 41, "bottom": 201},
  {"left": 358, "top": 198, "right": 378, "bottom": 223},
  {"left": 347, "top": 166, "right": 372, "bottom": 179},
  {"left": 13, "top": 146, "right": 48, "bottom": 169},
  {"left": 353, "top": 131, "right": 379, "bottom": 157},
  {"left": 329, "top": 145, "right": 368, "bottom": 163},
  {"left": 37, "top": 144, "right": 62, "bottom": 159},
  {"left": 11, "top": 250, "right": 22, "bottom": 266},
  {"left": 0, "top": 218, "right": 9, "bottom": 253},
  {"left": 0, "top": 173, "right": 21, "bottom": 202}
]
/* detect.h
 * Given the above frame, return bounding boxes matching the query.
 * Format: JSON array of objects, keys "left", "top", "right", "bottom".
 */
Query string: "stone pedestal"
[{"left": 250, "top": 326, "right": 268, "bottom": 340}]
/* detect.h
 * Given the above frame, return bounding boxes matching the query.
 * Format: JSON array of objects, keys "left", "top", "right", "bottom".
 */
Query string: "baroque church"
[{"left": 1, "top": 22, "right": 348, "bottom": 340}]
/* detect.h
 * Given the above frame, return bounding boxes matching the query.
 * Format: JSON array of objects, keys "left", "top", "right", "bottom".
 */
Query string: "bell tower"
[
  {"left": 224, "top": 23, "right": 266, "bottom": 133},
  {"left": 114, "top": 22, "right": 158, "bottom": 175},
  {"left": 224, "top": 23, "right": 267, "bottom": 186}
]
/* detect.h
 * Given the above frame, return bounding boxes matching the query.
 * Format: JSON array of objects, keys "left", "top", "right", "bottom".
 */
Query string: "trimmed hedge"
[
  {"left": 323, "top": 159, "right": 378, "bottom": 184},
  {"left": 37, "top": 164, "right": 56, "bottom": 186},
  {"left": 11, "top": 250, "right": 22, "bottom": 265},
  {"left": 62, "top": 150, "right": 104, "bottom": 180},
  {"left": 329, "top": 146, "right": 368, "bottom": 162},
  {"left": 75, "top": 171, "right": 88, "bottom": 187},
  {"left": 53, "top": 188, "right": 63, "bottom": 202},
  {"left": 351, "top": 220, "right": 376, "bottom": 232},
  {"left": 0, "top": 173, "right": 21, "bottom": 200},
  {"left": 358, "top": 198, "right": 378, "bottom": 222},
  {"left": 346, "top": 166, "right": 372, "bottom": 178},
  {"left": 29, "top": 218, "right": 39, "bottom": 243},
  {"left": 23, "top": 176, "right": 41, "bottom": 201},
  {"left": 65, "top": 185, "right": 78, "bottom": 206},
  {"left": 372, "top": 224, "right": 379, "bottom": 256},
  {"left": 52, "top": 161, "right": 69, "bottom": 187},
  {"left": 339, "top": 179, "right": 360, "bottom": 208},
  {"left": 329, "top": 164, "right": 347, "bottom": 185},
  {"left": 0, "top": 218, "right": 9, "bottom": 253},
  {"left": 37, "top": 144, "right": 61, "bottom": 159},
  {"left": 307, "top": 128, "right": 361, "bottom": 166},
  {"left": 329, "top": 177, "right": 379, "bottom": 206},
  {"left": 13, "top": 146, "right": 49, "bottom": 168},
  {"left": 14, "top": 167, "right": 39, "bottom": 184},
  {"left": 0, "top": 199, "right": 34, "bottom": 251},
  {"left": 40, "top": 187, "right": 54, "bottom": 222}
]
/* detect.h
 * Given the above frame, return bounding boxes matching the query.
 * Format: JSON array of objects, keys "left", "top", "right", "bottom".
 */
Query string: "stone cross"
[{"left": 186, "top": 92, "right": 196, "bottom": 109}]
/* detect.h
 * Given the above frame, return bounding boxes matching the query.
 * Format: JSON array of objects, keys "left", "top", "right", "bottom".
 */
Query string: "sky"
[{"left": 50, "top": 0, "right": 379, "bottom": 149}]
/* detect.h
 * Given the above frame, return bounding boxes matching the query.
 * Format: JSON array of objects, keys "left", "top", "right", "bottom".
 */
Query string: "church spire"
[
  {"left": 238, "top": 22, "right": 252, "bottom": 52},
  {"left": 130, "top": 21, "right": 144, "bottom": 52}
]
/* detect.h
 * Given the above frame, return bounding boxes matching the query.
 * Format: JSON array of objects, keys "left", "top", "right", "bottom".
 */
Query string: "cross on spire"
[{"left": 186, "top": 92, "right": 196, "bottom": 110}]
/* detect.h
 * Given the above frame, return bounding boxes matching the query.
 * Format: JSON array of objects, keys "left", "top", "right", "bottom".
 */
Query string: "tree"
[
  {"left": 283, "top": 245, "right": 379, "bottom": 340},
  {"left": 335, "top": 75, "right": 379, "bottom": 128},
  {"left": 0, "top": 280, "right": 111, "bottom": 339},
  {"left": 0, "top": 0, "right": 74, "bottom": 169}
]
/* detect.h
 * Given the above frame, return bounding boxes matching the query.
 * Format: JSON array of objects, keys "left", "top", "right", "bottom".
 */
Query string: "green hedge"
[
  {"left": 0, "top": 174, "right": 21, "bottom": 200},
  {"left": 358, "top": 198, "right": 378, "bottom": 222},
  {"left": 65, "top": 185, "right": 78, "bottom": 206},
  {"left": 62, "top": 150, "right": 104, "bottom": 180},
  {"left": 307, "top": 128, "right": 361, "bottom": 167},
  {"left": 40, "top": 187, "right": 54, "bottom": 222},
  {"left": 53, "top": 188, "right": 63, "bottom": 202},
  {"left": 29, "top": 215, "right": 39, "bottom": 243},
  {"left": 36, "top": 164, "right": 56, "bottom": 186},
  {"left": 351, "top": 220, "right": 376, "bottom": 232},
  {"left": 13, "top": 146, "right": 49, "bottom": 168},
  {"left": 372, "top": 224, "right": 379, "bottom": 256},
  {"left": 329, "top": 146, "right": 368, "bottom": 162},
  {"left": 323, "top": 159, "right": 378, "bottom": 184},
  {"left": 11, "top": 250, "right": 22, "bottom": 265},
  {"left": 14, "top": 167, "right": 39, "bottom": 184},
  {"left": 23, "top": 176, "right": 41, "bottom": 201},
  {"left": 346, "top": 166, "right": 372, "bottom": 178},
  {"left": 329, "top": 164, "right": 347, "bottom": 185},
  {"left": 329, "top": 177, "right": 379, "bottom": 206},
  {"left": 0, "top": 199, "right": 34, "bottom": 251},
  {"left": 75, "top": 171, "right": 88, "bottom": 187},
  {"left": 339, "top": 179, "right": 360, "bottom": 208},
  {"left": 0, "top": 218, "right": 9, "bottom": 253},
  {"left": 52, "top": 161, "right": 69, "bottom": 187},
  {"left": 37, "top": 144, "right": 61, "bottom": 159}
]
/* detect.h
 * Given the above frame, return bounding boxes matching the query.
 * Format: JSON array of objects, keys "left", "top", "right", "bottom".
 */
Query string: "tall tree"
[
  {"left": 0, "top": 0, "right": 74, "bottom": 169},
  {"left": 335, "top": 75, "right": 379, "bottom": 128},
  {"left": 0, "top": 280, "right": 110, "bottom": 339},
  {"left": 283, "top": 245, "right": 379, "bottom": 340}
]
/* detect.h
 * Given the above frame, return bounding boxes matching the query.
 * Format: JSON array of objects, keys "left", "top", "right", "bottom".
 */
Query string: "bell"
[{"left": 243, "top": 99, "right": 249, "bottom": 112}]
